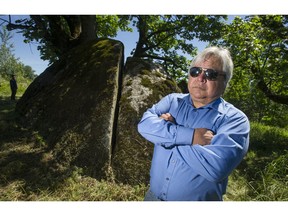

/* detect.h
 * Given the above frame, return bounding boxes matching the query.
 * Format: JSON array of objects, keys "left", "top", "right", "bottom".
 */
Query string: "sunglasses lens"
[
  {"left": 189, "top": 67, "right": 219, "bottom": 81},
  {"left": 205, "top": 69, "right": 218, "bottom": 81},
  {"left": 189, "top": 67, "right": 201, "bottom": 77}
]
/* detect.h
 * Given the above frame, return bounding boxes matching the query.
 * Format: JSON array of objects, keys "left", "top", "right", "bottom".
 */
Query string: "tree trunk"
[
  {"left": 79, "top": 15, "right": 98, "bottom": 43},
  {"left": 133, "top": 16, "right": 147, "bottom": 57}
]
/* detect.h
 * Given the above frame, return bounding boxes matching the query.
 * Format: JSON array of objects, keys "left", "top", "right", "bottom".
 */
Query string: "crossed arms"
[
  {"left": 138, "top": 94, "right": 250, "bottom": 182},
  {"left": 159, "top": 112, "right": 214, "bottom": 146}
]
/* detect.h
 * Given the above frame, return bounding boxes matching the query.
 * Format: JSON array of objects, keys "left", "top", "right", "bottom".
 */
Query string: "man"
[
  {"left": 138, "top": 47, "right": 250, "bottom": 201},
  {"left": 10, "top": 74, "right": 18, "bottom": 100}
]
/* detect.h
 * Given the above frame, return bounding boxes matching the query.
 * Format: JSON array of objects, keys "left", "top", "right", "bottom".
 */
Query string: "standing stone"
[
  {"left": 16, "top": 39, "right": 124, "bottom": 178},
  {"left": 112, "top": 57, "right": 181, "bottom": 185}
]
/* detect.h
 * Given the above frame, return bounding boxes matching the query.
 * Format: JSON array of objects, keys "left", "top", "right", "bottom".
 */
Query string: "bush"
[{"left": 249, "top": 122, "right": 288, "bottom": 156}]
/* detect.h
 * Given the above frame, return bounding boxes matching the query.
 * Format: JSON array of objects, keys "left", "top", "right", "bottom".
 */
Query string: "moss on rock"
[
  {"left": 112, "top": 57, "right": 181, "bottom": 185},
  {"left": 16, "top": 39, "right": 124, "bottom": 179}
]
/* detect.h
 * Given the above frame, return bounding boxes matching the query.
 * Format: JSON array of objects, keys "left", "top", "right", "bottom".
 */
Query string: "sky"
[
  {"left": 0, "top": 15, "right": 49, "bottom": 75},
  {"left": 1, "top": 1, "right": 284, "bottom": 75},
  {"left": 6, "top": 15, "right": 209, "bottom": 75},
  {"left": 12, "top": 27, "right": 50, "bottom": 75},
  {"left": 4, "top": 15, "right": 225, "bottom": 75}
]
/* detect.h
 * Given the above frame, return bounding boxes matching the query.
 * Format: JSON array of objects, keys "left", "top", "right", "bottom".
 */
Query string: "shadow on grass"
[{"left": 0, "top": 96, "right": 74, "bottom": 199}]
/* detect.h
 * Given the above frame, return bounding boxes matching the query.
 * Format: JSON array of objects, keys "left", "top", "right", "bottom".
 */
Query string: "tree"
[
  {"left": 214, "top": 15, "right": 288, "bottom": 126},
  {"left": 0, "top": 25, "right": 37, "bottom": 83},
  {"left": 2, "top": 15, "right": 131, "bottom": 64},
  {"left": 2, "top": 15, "right": 227, "bottom": 81},
  {"left": 0, "top": 25, "right": 19, "bottom": 78},
  {"left": 130, "top": 15, "right": 227, "bottom": 80},
  {"left": 216, "top": 15, "right": 288, "bottom": 105},
  {"left": 22, "top": 65, "right": 36, "bottom": 80}
]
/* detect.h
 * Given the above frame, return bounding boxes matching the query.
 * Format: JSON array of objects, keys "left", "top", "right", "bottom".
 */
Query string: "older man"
[{"left": 138, "top": 47, "right": 250, "bottom": 201}]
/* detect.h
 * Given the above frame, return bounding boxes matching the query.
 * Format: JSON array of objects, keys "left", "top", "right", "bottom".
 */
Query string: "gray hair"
[{"left": 190, "top": 46, "right": 234, "bottom": 85}]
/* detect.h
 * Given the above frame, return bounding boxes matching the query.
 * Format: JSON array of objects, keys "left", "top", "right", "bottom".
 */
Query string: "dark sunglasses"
[{"left": 189, "top": 67, "right": 226, "bottom": 81}]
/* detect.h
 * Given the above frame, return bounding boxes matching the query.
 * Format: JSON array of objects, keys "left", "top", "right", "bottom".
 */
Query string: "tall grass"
[{"left": 224, "top": 122, "right": 288, "bottom": 201}]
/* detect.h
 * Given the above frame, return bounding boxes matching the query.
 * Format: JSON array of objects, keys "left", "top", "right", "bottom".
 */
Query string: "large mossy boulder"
[
  {"left": 112, "top": 57, "right": 182, "bottom": 185},
  {"left": 16, "top": 39, "right": 124, "bottom": 178}
]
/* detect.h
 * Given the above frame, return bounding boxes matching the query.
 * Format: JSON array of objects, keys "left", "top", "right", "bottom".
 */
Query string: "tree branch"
[
  {"left": 251, "top": 66, "right": 288, "bottom": 105},
  {"left": 257, "top": 79, "right": 288, "bottom": 105}
]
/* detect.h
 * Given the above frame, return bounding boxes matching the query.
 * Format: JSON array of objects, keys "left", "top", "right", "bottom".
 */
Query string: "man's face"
[{"left": 188, "top": 57, "right": 226, "bottom": 108}]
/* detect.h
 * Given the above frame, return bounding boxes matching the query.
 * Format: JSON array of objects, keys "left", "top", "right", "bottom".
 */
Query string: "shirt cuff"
[{"left": 175, "top": 126, "right": 194, "bottom": 145}]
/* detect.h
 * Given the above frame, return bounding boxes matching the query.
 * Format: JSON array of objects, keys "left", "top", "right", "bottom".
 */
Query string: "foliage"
[
  {"left": 6, "top": 15, "right": 98, "bottom": 63},
  {"left": 2, "top": 15, "right": 227, "bottom": 81},
  {"left": 130, "top": 15, "right": 227, "bottom": 80},
  {"left": 216, "top": 15, "right": 288, "bottom": 105},
  {"left": 217, "top": 15, "right": 288, "bottom": 127},
  {"left": 3, "top": 15, "right": 131, "bottom": 64},
  {"left": 223, "top": 78, "right": 288, "bottom": 128},
  {"left": 96, "top": 15, "right": 132, "bottom": 38},
  {"left": 0, "top": 26, "right": 18, "bottom": 79},
  {"left": 0, "top": 25, "right": 36, "bottom": 84}
]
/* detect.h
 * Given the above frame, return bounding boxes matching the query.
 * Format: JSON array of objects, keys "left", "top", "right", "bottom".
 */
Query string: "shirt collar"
[{"left": 183, "top": 94, "right": 226, "bottom": 114}]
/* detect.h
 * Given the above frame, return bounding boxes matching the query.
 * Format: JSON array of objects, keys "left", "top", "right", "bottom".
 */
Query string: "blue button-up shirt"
[{"left": 138, "top": 93, "right": 250, "bottom": 201}]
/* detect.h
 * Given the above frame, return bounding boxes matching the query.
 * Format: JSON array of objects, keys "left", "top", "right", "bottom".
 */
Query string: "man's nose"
[{"left": 197, "top": 70, "right": 207, "bottom": 82}]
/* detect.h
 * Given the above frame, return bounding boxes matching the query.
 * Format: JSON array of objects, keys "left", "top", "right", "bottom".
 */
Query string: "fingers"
[
  {"left": 159, "top": 113, "right": 170, "bottom": 120},
  {"left": 193, "top": 128, "right": 214, "bottom": 146},
  {"left": 160, "top": 113, "right": 175, "bottom": 123},
  {"left": 159, "top": 115, "right": 214, "bottom": 146},
  {"left": 203, "top": 130, "right": 214, "bottom": 140}
]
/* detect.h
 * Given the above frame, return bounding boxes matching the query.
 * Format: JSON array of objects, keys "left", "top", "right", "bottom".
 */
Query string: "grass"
[
  {"left": 0, "top": 79, "right": 148, "bottom": 201},
  {"left": 224, "top": 122, "right": 288, "bottom": 201},
  {"left": 0, "top": 84, "right": 287, "bottom": 201},
  {"left": 0, "top": 165, "right": 147, "bottom": 201},
  {"left": 0, "top": 115, "right": 147, "bottom": 201}
]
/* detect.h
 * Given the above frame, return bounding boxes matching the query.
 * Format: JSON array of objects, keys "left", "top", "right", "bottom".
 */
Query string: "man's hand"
[
  {"left": 160, "top": 114, "right": 213, "bottom": 146},
  {"left": 192, "top": 128, "right": 214, "bottom": 146},
  {"left": 160, "top": 113, "right": 175, "bottom": 124}
]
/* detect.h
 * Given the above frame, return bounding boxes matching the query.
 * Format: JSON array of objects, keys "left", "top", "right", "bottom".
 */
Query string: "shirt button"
[
  {"left": 171, "top": 160, "right": 175, "bottom": 163},
  {"left": 166, "top": 177, "right": 169, "bottom": 181}
]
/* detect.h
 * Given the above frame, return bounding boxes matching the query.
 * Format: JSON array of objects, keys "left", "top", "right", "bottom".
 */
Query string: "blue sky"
[
  {"left": 0, "top": 13, "right": 273, "bottom": 75},
  {"left": 8, "top": 15, "right": 211, "bottom": 75},
  {"left": 0, "top": 15, "right": 49, "bottom": 75},
  {"left": 13, "top": 32, "right": 49, "bottom": 75},
  {"left": 2, "top": 0, "right": 284, "bottom": 75}
]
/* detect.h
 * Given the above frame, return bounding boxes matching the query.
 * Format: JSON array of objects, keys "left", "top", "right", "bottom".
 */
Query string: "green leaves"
[
  {"left": 216, "top": 15, "right": 288, "bottom": 125},
  {"left": 0, "top": 25, "right": 36, "bottom": 81},
  {"left": 131, "top": 15, "right": 227, "bottom": 79},
  {"left": 4, "top": 15, "right": 228, "bottom": 81}
]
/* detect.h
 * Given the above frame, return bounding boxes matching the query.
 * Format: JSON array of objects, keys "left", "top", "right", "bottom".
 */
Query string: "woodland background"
[{"left": 0, "top": 15, "right": 287, "bottom": 201}]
